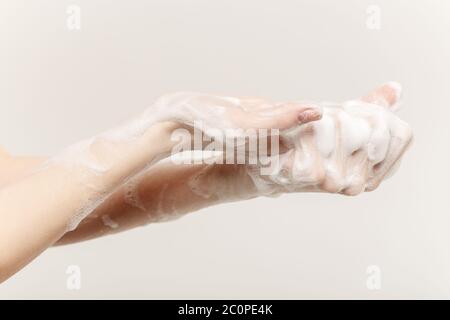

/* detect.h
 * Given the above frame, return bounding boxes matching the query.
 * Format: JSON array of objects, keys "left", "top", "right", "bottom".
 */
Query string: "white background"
[{"left": 0, "top": 0, "right": 449, "bottom": 298}]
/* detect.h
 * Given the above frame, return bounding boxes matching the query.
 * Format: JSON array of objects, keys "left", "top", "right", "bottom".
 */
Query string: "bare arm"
[
  {"left": 0, "top": 95, "right": 317, "bottom": 282},
  {"left": 0, "top": 150, "right": 259, "bottom": 246},
  {"left": 0, "top": 122, "right": 178, "bottom": 282},
  {"left": 58, "top": 83, "right": 414, "bottom": 244},
  {"left": 0, "top": 84, "right": 412, "bottom": 282},
  {"left": 57, "top": 162, "right": 255, "bottom": 245}
]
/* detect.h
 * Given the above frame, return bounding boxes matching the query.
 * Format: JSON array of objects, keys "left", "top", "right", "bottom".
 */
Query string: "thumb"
[{"left": 362, "top": 82, "right": 403, "bottom": 111}]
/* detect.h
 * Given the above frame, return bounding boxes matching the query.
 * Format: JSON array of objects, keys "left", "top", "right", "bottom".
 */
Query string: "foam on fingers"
[{"left": 246, "top": 86, "right": 412, "bottom": 197}]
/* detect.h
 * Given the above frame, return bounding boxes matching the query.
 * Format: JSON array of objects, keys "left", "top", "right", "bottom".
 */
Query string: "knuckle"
[
  {"left": 365, "top": 179, "right": 381, "bottom": 192},
  {"left": 342, "top": 179, "right": 366, "bottom": 196},
  {"left": 320, "top": 176, "right": 345, "bottom": 193}
]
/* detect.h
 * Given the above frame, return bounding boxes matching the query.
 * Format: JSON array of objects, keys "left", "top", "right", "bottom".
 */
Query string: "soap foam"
[
  {"left": 38, "top": 88, "right": 410, "bottom": 232},
  {"left": 101, "top": 214, "right": 119, "bottom": 229},
  {"left": 243, "top": 97, "right": 411, "bottom": 196}
]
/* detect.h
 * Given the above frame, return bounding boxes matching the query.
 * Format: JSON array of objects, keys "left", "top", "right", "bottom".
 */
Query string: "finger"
[
  {"left": 319, "top": 114, "right": 346, "bottom": 193},
  {"left": 291, "top": 124, "right": 326, "bottom": 186},
  {"left": 366, "top": 119, "right": 413, "bottom": 191},
  {"left": 231, "top": 103, "right": 323, "bottom": 130},
  {"left": 362, "top": 82, "right": 402, "bottom": 110},
  {"left": 383, "top": 157, "right": 402, "bottom": 180},
  {"left": 239, "top": 97, "right": 274, "bottom": 112},
  {"left": 341, "top": 150, "right": 369, "bottom": 196}
]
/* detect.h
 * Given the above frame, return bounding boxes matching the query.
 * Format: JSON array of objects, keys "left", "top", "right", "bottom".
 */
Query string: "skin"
[
  {"left": 0, "top": 99, "right": 319, "bottom": 283},
  {"left": 0, "top": 122, "right": 186, "bottom": 282},
  {"left": 0, "top": 84, "right": 412, "bottom": 283}
]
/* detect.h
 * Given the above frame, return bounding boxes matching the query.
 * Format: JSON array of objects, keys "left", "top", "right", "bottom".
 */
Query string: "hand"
[
  {"left": 56, "top": 83, "right": 413, "bottom": 245},
  {"left": 248, "top": 82, "right": 413, "bottom": 196},
  {"left": 150, "top": 91, "right": 323, "bottom": 132}
]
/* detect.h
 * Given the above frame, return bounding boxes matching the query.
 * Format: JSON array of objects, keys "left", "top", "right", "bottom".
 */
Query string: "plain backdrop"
[{"left": 0, "top": 0, "right": 449, "bottom": 299}]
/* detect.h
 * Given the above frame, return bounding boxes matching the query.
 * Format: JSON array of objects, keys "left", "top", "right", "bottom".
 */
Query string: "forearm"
[
  {"left": 0, "top": 142, "right": 258, "bottom": 247},
  {"left": 56, "top": 161, "right": 256, "bottom": 245},
  {"left": 0, "top": 122, "right": 177, "bottom": 282}
]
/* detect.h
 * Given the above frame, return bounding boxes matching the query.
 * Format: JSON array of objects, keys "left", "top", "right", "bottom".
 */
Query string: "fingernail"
[{"left": 298, "top": 109, "right": 321, "bottom": 123}]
